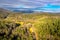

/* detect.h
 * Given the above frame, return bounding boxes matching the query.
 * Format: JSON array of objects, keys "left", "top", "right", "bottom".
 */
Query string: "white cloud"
[{"left": 0, "top": 0, "right": 60, "bottom": 12}]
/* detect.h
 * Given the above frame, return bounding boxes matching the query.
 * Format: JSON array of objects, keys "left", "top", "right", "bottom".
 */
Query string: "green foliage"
[
  {"left": 0, "top": 20, "right": 36, "bottom": 40},
  {"left": 0, "top": 13, "right": 60, "bottom": 40},
  {"left": 35, "top": 18, "right": 60, "bottom": 40}
]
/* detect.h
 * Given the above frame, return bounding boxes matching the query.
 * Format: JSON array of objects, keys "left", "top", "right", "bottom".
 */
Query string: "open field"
[{"left": 0, "top": 12, "right": 60, "bottom": 40}]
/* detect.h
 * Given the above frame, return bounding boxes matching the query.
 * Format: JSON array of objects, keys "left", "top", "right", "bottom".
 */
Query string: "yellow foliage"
[
  {"left": 30, "top": 28, "right": 33, "bottom": 33},
  {"left": 20, "top": 22, "right": 24, "bottom": 25},
  {"left": 16, "top": 21, "right": 24, "bottom": 25}
]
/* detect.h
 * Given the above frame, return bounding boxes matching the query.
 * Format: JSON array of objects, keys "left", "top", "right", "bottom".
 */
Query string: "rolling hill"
[{"left": 0, "top": 8, "right": 60, "bottom": 40}]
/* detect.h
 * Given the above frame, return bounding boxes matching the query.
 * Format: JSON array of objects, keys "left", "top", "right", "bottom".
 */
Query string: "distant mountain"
[
  {"left": 13, "top": 9, "right": 34, "bottom": 13},
  {"left": 0, "top": 8, "right": 11, "bottom": 19},
  {"left": 0, "top": 8, "right": 34, "bottom": 13},
  {"left": 4, "top": 7, "right": 35, "bottom": 13},
  {"left": 0, "top": 8, "right": 11, "bottom": 13}
]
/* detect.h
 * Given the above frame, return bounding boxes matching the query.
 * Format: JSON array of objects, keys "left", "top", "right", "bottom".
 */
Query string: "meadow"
[{"left": 0, "top": 12, "right": 60, "bottom": 40}]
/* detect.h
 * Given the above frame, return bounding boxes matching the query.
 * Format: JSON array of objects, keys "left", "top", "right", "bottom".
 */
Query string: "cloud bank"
[{"left": 0, "top": 0, "right": 60, "bottom": 12}]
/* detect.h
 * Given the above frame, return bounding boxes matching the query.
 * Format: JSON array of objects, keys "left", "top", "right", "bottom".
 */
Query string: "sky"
[{"left": 0, "top": 0, "right": 60, "bottom": 12}]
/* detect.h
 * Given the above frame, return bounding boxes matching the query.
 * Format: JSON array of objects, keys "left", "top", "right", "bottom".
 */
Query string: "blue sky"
[{"left": 0, "top": 0, "right": 60, "bottom": 12}]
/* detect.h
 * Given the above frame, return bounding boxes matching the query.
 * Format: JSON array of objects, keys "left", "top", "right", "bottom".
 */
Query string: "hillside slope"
[{"left": 0, "top": 11, "right": 60, "bottom": 40}]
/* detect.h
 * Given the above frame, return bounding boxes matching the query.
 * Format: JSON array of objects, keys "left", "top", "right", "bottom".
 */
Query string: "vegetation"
[{"left": 0, "top": 12, "right": 60, "bottom": 40}]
